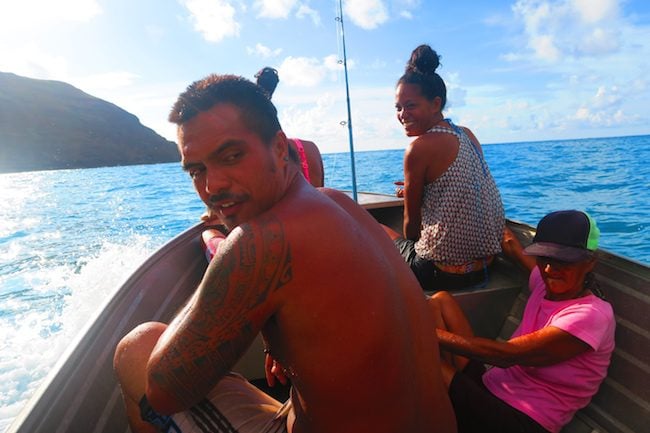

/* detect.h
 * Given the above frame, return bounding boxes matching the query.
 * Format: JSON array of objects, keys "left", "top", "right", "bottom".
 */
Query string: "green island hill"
[{"left": 0, "top": 71, "right": 179, "bottom": 173}]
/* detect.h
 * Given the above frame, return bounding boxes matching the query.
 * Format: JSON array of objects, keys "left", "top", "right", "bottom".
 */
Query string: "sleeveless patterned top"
[{"left": 414, "top": 124, "right": 504, "bottom": 264}]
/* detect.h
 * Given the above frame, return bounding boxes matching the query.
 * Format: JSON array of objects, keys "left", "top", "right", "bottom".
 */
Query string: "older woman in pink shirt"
[{"left": 430, "top": 210, "right": 615, "bottom": 433}]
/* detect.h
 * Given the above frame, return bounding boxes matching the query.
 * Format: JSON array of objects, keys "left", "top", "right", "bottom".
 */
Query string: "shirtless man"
[{"left": 113, "top": 74, "right": 456, "bottom": 433}]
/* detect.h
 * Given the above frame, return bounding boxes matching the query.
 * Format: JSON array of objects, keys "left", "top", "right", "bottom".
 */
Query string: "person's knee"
[
  {"left": 428, "top": 290, "right": 452, "bottom": 310},
  {"left": 428, "top": 291, "right": 459, "bottom": 328},
  {"left": 114, "top": 322, "right": 167, "bottom": 394},
  {"left": 430, "top": 291, "right": 456, "bottom": 310},
  {"left": 426, "top": 295, "right": 442, "bottom": 325},
  {"left": 427, "top": 294, "right": 440, "bottom": 313},
  {"left": 114, "top": 322, "right": 167, "bottom": 370},
  {"left": 431, "top": 290, "right": 453, "bottom": 302}
]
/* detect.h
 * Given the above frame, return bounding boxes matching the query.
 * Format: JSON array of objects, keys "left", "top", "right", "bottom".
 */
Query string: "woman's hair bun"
[
  {"left": 406, "top": 44, "right": 441, "bottom": 75},
  {"left": 255, "top": 66, "right": 279, "bottom": 98}
]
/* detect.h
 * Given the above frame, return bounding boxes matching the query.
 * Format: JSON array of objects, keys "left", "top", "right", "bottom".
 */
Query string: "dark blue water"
[{"left": 0, "top": 135, "right": 648, "bottom": 430}]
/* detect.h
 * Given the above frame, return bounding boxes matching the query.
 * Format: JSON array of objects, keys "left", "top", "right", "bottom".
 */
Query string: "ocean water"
[{"left": 0, "top": 134, "right": 648, "bottom": 430}]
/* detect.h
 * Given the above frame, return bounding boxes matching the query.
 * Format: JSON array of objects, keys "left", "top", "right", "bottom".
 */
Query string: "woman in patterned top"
[{"left": 383, "top": 44, "right": 505, "bottom": 292}]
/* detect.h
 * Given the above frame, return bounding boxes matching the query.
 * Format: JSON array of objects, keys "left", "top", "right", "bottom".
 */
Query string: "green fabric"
[{"left": 584, "top": 212, "right": 600, "bottom": 251}]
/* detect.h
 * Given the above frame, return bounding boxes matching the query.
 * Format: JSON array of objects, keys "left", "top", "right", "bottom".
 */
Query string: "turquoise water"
[{"left": 0, "top": 134, "right": 648, "bottom": 430}]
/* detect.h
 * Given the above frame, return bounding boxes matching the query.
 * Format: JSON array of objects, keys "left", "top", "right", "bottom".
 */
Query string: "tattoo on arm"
[{"left": 149, "top": 215, "right": 293, "bottom": 408}]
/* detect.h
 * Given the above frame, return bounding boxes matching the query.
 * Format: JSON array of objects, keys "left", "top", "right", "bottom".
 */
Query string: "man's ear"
[{"left": 272, "top": 130, "right": 289, "bottom": 161}]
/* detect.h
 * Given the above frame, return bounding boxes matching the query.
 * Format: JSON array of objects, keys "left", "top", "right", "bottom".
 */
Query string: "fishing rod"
[{"left": 336, "top": 0, "right": 358, "bottom": 202}]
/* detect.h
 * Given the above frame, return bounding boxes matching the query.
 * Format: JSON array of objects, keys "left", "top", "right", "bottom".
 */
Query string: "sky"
[{"left": 1, "top": 0, "right": 649, "bottom": 153}]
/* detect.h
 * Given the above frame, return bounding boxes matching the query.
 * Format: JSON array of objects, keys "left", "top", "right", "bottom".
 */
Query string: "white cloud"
[
  {"left": 396, "top": 0, "right": 421, "bottom": 7},
  {"left": 180, "top": 0, "right": 241, "bottom": 43},
  {"left": 246, "top": 43, "right": 283, "bottom": 58},
  {"left": 344, "top": 86, "right": 404, "bottom": 147},
  {"left": 592, "top": 85, "right": 622, "bottom": 109},
  {"left": 276, "top": 54, "right": 350, "bottom": 88},
  {"left": 277, "top": 56, "right": 327, "bottom": 87},
  {"left": 395, "top": 0, "right": 420, "bottom": 21},
  {"left": 323, "top": 54, "right": 345, "bottom": 72},
  {"left": 344, "top": 0, "right": 389, "bottom": 30},
  {"left": 511, "top": 0, "right": 622, "bottom": 62},
  {"left": 530, "top": 34, "right": 561, "bottom": 62},
  {"left": 447, "top": 87, "right": 467, "bottom": 109},
  {"left": 0, "top": 44, "right": 69, "bottom": 80},
  {"left": 254, "top": 0, "right": 298, "bottom": 19},
  {"left": 296, "top": 4, "right": 321, "bottom": 26},
  {"left": 0, "top": 0, "right": 101, "bottom": 32},
  {"left": 612, "top": 109, "right": 626, "bottom": 124},
  {"left": 513, "top": 0, "right": 553, "bottom": 35},
  {"left": 579, "top": 27, "right": 620, "bottom": 55},
  {"left": 277, "top": 85, "right": 405, "bottom": 153},
  {"left": 270, "top": 55, "right": 401, "bottom": 153},
  {"left": 574, "top": 106, "right": 604, "bottom": 124},
  {"left": 441, "top": 72, "right": 468, "bottom": 109},
  {"left": 500, "top": 52, "right": 522, "bottom": 62},
  {"left": 252, "top": 0, "right": 321, "bottom": 24},
  {"left": 74, "top": 72, "right": 140, "bottom": 93},
  {"left": 0, "top": 0, "right": 102, "bottom": 82},
  {"left": 572, "top": 0, "right": 618, "bottom": 23},
  {"left": 279, "top": 92, "right": 340, "bottom": 138},
  {"left": 572, "top": 97, "right": 636, "bottom": 128}
]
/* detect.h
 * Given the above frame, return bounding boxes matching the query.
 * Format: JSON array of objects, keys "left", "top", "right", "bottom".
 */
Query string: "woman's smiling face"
[{"left": 395, "top": 83, "right": 441, "bottom": 137}]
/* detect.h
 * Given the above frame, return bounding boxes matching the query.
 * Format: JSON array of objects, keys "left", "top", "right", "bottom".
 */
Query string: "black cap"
[{"left": 523, "top": 210, "right": 600, "bottom": 262}]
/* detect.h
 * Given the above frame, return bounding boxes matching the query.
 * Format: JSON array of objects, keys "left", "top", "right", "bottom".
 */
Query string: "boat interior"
[
  {"left": 6, "top": 193, "right": 650, "bottom": 433},
  {"left": 368, "top": 194, "right": 650, "bottom": 433}
]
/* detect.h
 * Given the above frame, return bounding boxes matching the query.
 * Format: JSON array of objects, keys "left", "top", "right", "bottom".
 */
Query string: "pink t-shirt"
[{"left": 482, "top": 267, "right": 615, "bottom": 432}]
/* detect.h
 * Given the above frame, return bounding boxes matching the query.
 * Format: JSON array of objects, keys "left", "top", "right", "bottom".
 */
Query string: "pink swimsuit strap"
[{"left": 291, "top": 138, "right": 311, "bottom": 182}]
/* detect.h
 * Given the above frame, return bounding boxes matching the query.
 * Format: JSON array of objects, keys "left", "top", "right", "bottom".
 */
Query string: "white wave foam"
[{"left": 0, "top": 234, "right": 162, "bottom": 432}]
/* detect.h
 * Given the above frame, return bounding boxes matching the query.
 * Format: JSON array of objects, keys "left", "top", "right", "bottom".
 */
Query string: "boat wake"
[{"left": 0, "top": 235, "right": 157, "bottom": 431}]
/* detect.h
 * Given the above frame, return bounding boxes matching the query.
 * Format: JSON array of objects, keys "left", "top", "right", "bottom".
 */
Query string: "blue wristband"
[{"left": 139, "top": 395, "right": 181, "bottom": 432}]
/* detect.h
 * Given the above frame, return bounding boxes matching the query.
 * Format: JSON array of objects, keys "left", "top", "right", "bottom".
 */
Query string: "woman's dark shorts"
[
  {"left": 393, "top": 238, "right": 487, "bottom": 292},
  {"left": 449, "top": 360, "right": 549, "bottom": 433}
]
